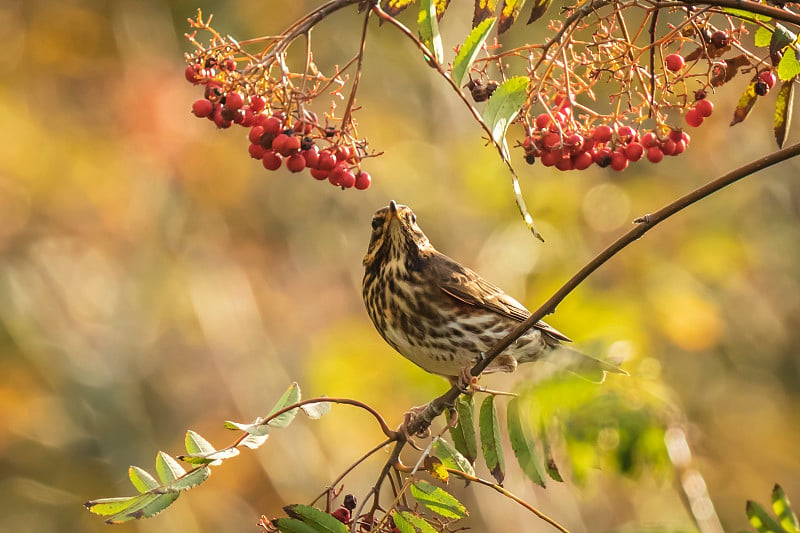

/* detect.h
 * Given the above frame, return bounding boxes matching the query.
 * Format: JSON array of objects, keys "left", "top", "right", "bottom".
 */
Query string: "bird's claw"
[{"left": 398, "top": 405, "right": 431, "bottom": 443}]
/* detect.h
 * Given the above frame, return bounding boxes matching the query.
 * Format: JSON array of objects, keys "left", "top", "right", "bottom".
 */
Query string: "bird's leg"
[
  {"left": 449, "top": 364, "right": 481, "bottom": 393},
  {"left": 398, "top": 404, "right": 432, "bottom": 444}
]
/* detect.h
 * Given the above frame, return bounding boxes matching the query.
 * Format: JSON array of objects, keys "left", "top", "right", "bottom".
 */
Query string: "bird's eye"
[{"left": 371, "top": 217, "right": 382, "bottom": 230}]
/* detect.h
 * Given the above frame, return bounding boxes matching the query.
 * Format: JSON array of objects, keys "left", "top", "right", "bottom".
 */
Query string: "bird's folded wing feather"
[{"left": 431, "top": 252, "right": 572, "bottom": 342}]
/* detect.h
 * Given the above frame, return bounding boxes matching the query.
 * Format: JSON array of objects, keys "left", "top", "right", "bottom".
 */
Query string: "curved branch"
[{"left": 405, "top": 141, "right": 800, "bottom": 436}]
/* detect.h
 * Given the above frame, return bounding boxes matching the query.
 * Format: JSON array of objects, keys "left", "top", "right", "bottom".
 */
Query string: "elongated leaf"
[
  {"left": 772, "top": 484, "right": 800, "bottom": 533},
  {"left": 167, "top": 466, "right": 211, "bottom": 491},
  {"left": 284, "top": 504, "right": 349, "bottom": 533},
  {"left": 382, "top": 0, "right": 416, "bottom": 17},
  {"left": 433, "top": 438, "right": 475, "bottom": 476},
  {"left": 452, "top": 17, "right": 496, "bottom": 88},
  {"left": 155, "top": 452, "right": 186, "bottom": 484},
  {"left": 411, "top": 481, "right": 468, "bottom": 519},
  {"left": 754, "top": 26, "right": 772, "bottom": 48},
  {"left": 129, "top": 466, "right": 159, "bottom": 494},
  {"left": 449, "top": 395, "right": 477, "bottom": 464},
  {"left": 747, "top": 500, "right": 784, "bottom": 533},
  {"left": 479, "top": 395, "right": 505, "bottom": 484},
  {"left": 473, "top": 0, "right": 498, "bottom": 27},
  {"left": 506, "top": 398, "right": 546, "bottom": 487},
  {"left": 434, "top": 0, "right": 450, "bottom": 19},
  {"left": 774, "top": 80, "right": 794, "bottom": 148},
  {"left": 273, "top": 518, "right": 321, "bottom": 533},
  {"left": 112, "top": 492, "right": 179, "bottom": 522},
  {"left": 540, "top": 421, "right": 563, "bottom": 482},
  {"left": 483, "top": 75, "right": 529, "bottom": 160},
  {"left": 268, "top": 382, "right": 302, "bottom": 428},
  {"left": 180, "top": 446, "right": 240, "bottom": 465},
  {"left": 185, "top": 430, "right": 216, "bottom": 455},
  {"left": 85, "top": 496, "right": 143, "bottom": 517},
  {"left": 301, "top": 400, "right": 332, "bottom": 419},
  {"left": 771, "top": 24, "right": 797, "bottom": 57},
  {"left": 393, "top": 511, "right": 438, "bottom": 533},
  {"left": 778, "top": 48, "right": 800, "bottom": 81},
  {"left": 418, "top": 0, "right": 444, "bottom": 65},
  {"left": 526, "top": 0, "right": 552, "bottom": 25},
  {"left": 722, "top": 8, "right": 771, "bottom": 22},
  {"left": 730, "top": 77, "right": 759, "bottom": 126},
  {"left": 224, "top": 418, "right": 270, "bottom": 436},
  {"left": 423, "top": 455, "right": 449, "bottom": 483},
  {"left": 498, "top": 0, "right": 527, "bottom": 34},
  {"left": 239, "top": 432, "right": 270, "bottom": 449}
]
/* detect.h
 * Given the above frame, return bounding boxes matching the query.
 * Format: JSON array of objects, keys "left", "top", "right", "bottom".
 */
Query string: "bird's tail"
[{"left": 535, "top": 345, "right": 628, "bottom": 383}]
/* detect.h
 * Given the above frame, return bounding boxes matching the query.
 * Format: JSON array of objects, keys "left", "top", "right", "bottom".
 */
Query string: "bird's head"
[{"left": 363, "top": 200, "right": 430, "bottom": 269}]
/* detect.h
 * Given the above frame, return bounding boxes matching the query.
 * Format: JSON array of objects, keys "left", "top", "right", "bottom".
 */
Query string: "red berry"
[
  {"left": 249, "top": 126, "right": 265, "bottom": 144},
  {"left": 665, "top": 53, "right": 685, "bottom": 72},
  {"left": 540, "top": 151, "right": 557, "bottom": 167},
  {"left": 331, "top": 508, "right": 350, "bottom": 525},
  {"left": 565, "top": 133, "right": 583, "bottom": 152},
  {"left": 328, "top": 165, "right": 345, "bottom": 186},
  {"left": 610, "top": 150, "right": 628, "bottom": 171},
  {"left": 355, "top": 171, "right": 372, "bottom": 190},
  {"left": 279, "top": 135, "right": 301, "bottom": 156},
  {"left": 617, "top": 126, "right": 637, "bottom": 142},
  {"left": 593, "top": 148, "right": 613, "bottom": 167},
  {"left": 641, "top": 131, "right": 658, "bottom": 148},
  {"left": 271, "top": 133, "right": 289, "bottom": 155},
  {"left": 711, "top": 30, "right": 729, "bottom": 48},
  {"left": 317, "top": 151, "right": 337, "bottom": 171},
  {"left": 681, "top": 131, "right": 691, "bottom": 145},
  {"left": 593, "top": 125, "right": 613, "bottom": 143},
  {"left": 581, "top": 135, "right": 596, "bottom": 152},
  {"left": 624, "top": 142, "right": 644, "bottom": 162},
  {"left": 668, "top": 129, "right": 684, "bottom": 143},
  {"left": 224, "top": 91, "right": 244, "bottom": 111},
  {"left": 252, "top": 114, "right": 268, "bottom": 127},
  {"left": 555, "top": 156, "right": 574, "bottom": 171},
  {"left": 185, "top": 64, "right": 202, "bottom": 84},
  {"left": 250, "top": 95, "right": 267, "bottom": 112},
  {"left": 573, "top": 151, "right": 594, "bottom": 170},
  {"left": 286, "top": 153, "right": 306, "bottom": 173},
  {"left": 213, "top": 108, "right": 232, "bottom": 129},
  {"left": 542, "top": 132, "right": 560, "bottom": 149},
  {"left": 695, "top": 98, "right": 713, "bottom": 118},
  {"left": 294, "top": 121, "right": 313, "bottom": 135},
  {"left": 685, "top": 108, "right": 704, "bottom": 127},
  {"left": 310, "top": 168, "right": 329, "bottom": 180},
  {"left": 660, "top": 138, "right": 677, "bottom": 155},
  {"left": 262, "top": 150, "right": 282, "bottom": 171},
  {"left": 672, "top": 139, "right": 687, "bottom": 155},
  {"left": 338, "top": 169, "right": 356, "bottom": 188},
  {"left": 302, "top": 147, "right": 320, "bottom": 168},
  {"left": 646, "top": 146, "right": 664, "bottom": 163},
  {"left": 192, "top": 99, "right": 213, "bottom": 118},
  {"left": 759, "top": 70, "right": 777, "bottom": 90},
  {"left": 248, "top": 144, "right": 264, "bottom": 160},
  {"left": 263, "top": 116, "right": 283, "bottom": 137},
  {"left": 535, "top": 113, "right": 552, "bottom": 130},
  {"left": 221, "top": 57, "right": 236, "bottom": 71}
]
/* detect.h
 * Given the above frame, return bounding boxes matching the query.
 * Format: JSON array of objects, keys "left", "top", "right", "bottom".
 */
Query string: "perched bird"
[{"left": 362, "top": 201, "right": 624, "bottom": 386}]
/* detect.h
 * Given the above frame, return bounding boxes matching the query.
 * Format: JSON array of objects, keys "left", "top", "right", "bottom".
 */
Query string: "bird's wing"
[{"left": 430, "top": 252, "right": 572, "bottom": 342}]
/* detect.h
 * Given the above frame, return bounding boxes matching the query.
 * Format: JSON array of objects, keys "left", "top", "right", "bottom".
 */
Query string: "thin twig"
[{"left": 311, "top": 438, "right": 394, "bottom": 506}]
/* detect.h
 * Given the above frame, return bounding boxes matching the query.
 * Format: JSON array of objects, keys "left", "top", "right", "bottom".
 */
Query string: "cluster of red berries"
[
  {"left": 523, "top": 108, "right": 692, "bottom": 171},
  {"left": 185, "top": 60, "right": 372, "bottom": 190},
  {"left": 330, "top": 494, "right": 358, "bottom": 525}
]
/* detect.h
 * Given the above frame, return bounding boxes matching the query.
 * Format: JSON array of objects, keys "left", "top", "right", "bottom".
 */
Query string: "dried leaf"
[
  {"left": 526, "top": 0, "right": 553, "bottom": 25},
  {"left": 498, "top": 0, "right": 527, "bottom": 34},
  {"left": 774, "top": 79, "right": 794, "bottom": 148},
  {"left": 382, "top": 0, "right": 416, "bottom": 17},
  {"left": 473, "top": 0, "right": 498, "bottom": 27},
  {"left": 730, "top": 76, "right": 759, "bottom": 126},
  {"left": 772, "top": 484, "right": 800, "bottom": 533}
]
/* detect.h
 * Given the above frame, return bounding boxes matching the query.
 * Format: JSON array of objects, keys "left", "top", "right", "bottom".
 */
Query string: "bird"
[{"left": 362, "top": 200, "right": 625, "bottom": 387}]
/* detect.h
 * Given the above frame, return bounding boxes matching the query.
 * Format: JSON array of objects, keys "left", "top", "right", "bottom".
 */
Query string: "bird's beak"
[{"left": 388, "top": 200, "right": 398, "bottom": 217}]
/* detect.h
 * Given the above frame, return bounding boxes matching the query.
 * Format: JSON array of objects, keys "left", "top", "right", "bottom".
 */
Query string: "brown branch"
[
  {"left": 311, "top": 437, "right": 394, "bottom": 507},
  {"left": 405, "top": 141, "right": 800, "bottom": 436}
]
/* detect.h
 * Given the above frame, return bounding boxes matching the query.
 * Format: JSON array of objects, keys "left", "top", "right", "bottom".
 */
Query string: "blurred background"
[{"left": 1, "top": 1, "right": 799, "bottom": 531}]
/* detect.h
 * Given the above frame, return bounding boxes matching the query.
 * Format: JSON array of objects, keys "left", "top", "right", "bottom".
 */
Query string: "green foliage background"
[{"left": 1, "top": 1, "right": 799, "bottom": 531}]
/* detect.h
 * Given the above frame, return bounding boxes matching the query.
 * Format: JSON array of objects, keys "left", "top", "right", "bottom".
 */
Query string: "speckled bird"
[{"left": 362, "top": 201, "right": 623, "bottom": 385}]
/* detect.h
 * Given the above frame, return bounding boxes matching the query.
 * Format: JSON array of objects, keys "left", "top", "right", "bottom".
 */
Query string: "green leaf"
[
  {"left": 722, "top": 8, "right": 771, "bottom": 22},
  {"left": 85, "top": 496, "right": 143, "bottom": 517},
  {"left": 506, "top": 398, "right": 546, "bottom": 487},
  {"left": 224, "top": 418, "right": 271, "bottom": 436},
  {"left": 382, "top": 0, "right": 416, "bottom": 17},
  {"left": 541, "top": 428, "right": 563, "bottom": 482},
  {"left": 774, "top": 80, "right": 794, "bottom": 148},
  {"left": 155, "top": 452, "right": 186, "bottom": 484},
  {"left": 167, "top": 466, "right": 211, "bottom": 491},
  {"left": 185, "top": 430, "right": 216, "bottom": 455},
  {"left": 473, "top": 0, "right": 498, "bottom": 27},
  {"left": 778, "top": 49, "right": 800, "bottom": 81},
  {"left": 411, "top": 480, "right": 468, "bottom": 519},
  {"left": 747, "top": 500, "right": 784, "bottom": 533},
  {"left": 771, "top": 24, "right": 797, "bottom": 57},
  {"left": 418, "top": 0, "right": 444, "bottom": 65},
  {"left": 449, "top": 395, "right": 477, "bottom": 464},
  {"left": 483, "top": 76, "right": 529, "bottom": 161},
  {"left": 526, "top": 0, "right": 553, "bottom": 25},
  {"left": 730, "top": 77, "right": 759, "bottom": 126},
  {"left": 239, "top": 432, "right": 270, "bottom": 449},
  {"left": 301, "top": 400, "right": 332, "bottom": 419},
  {"left": 754, "top": 26, "right": 773, "bottom": 48},
  {"left": 423, "top": 455, "right": 449, "bottom": 483},
  {"left": 498, "top": 0, "right": 527, "bottom": 34},
  {"left": 479, "top": 395, "right": 505, "bottom": 484},
  {"left": 772, "top": 484, "right": 800, "bottom": 533},
  {"left": 180, "top": 446, "right": 240, "bottom": 465},
  {"left": 452, "top": 17, "right": 496, "bottom": 88},
  {"left": 393, "top": 511, "right": 438, "bottom": 533},
  {"left": 110, "top": 493, "right": 179, "bottom": 522},
  {"left": 268, "top": 383, "right": 302, "bottom": 428},
  {"left": 284, "top": 504, "right": 349, "bottom": 533},
  {"left": 128, "top": 466, "right": 159, "bottom": 494},
  {"left": 433, "top": 438, "right": 475, "bottom": 476},
  {"left": 273, "top": 518, "right": 322, "bottom": 533}
]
